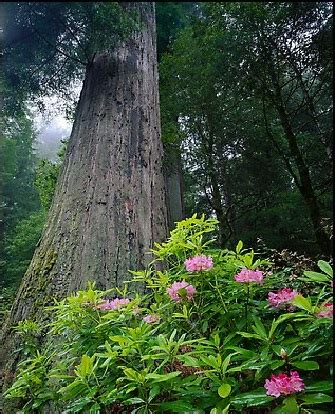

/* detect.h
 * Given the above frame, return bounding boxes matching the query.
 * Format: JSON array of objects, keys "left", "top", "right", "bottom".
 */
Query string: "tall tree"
[
  {"left": 160, "top": 2, "right": 332, "bottom": 254},
  {"left": 205, "top": 2, "right": 333, "bottom": 255},
  {"left": 156, "top": 2, "right": 198, "bottom": 229},
  {"left": 1, "top": 2, "right": 168, "bottom": 395},
  {"left": 0, "top": 111, "right": 41, "bottom": 285}
]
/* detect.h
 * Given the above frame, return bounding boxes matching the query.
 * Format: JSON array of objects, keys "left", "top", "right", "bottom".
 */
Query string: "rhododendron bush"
[{"left": 5, "top": 216, "right": 333, "bottom": 413}]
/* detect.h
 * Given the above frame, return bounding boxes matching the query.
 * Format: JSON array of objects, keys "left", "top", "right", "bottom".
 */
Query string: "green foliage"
[
  {"left": 1, "top": 138, "right": 65, "bottom": 289},
  {"left": 0, "top": 111, "right": 40, "bottom": 287},
  {"left": 159, "top": 1, "right": 333, "bottom": 254},
  {"left": 3, "top": 210, "right": 46, "bottom": 285},
  {"left": 151, "top": 213, "right": 219, "bottom": 263},
  {"left": 34, "top": 139, "right": 67, "bottom": 210},
  {"left": 155, "top": 2, "right": 197, "bottom": 62},
  {"left": 1, "top": 2, "right": 139, "bottom": 113},
  {"left": 6, "top": 216, "right": 333, "bottom": 413}
]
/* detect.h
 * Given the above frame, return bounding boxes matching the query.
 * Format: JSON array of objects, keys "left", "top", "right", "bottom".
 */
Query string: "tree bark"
[
  {"left": 1, "top": 1, "right": 168, "bottom": 401},
  {"left": 164, "top": 151, "right": 184, "bottom": 230}
]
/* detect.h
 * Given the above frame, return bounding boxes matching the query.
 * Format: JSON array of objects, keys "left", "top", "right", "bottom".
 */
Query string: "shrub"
[{"left": 5, "top": 215, "right": 333, "bottom": 413}]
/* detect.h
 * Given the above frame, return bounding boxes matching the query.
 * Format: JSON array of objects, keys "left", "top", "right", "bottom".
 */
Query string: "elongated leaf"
[
  {"left": 201, "top": 355, "right": 220, "bottom": 369},
  {"left": 301, "top": 393, "right": 333, "bottom": 405},
  {"left": 237, "top": 332, "right": 264, "bottom": 341},
  {"left": 148, "top": 385, "right": 161, "bottom": 402},
  {"left": 291, "top": 361, "right": 319, "bottom": 370},
  {"left": 252, "top": 316, "right": 267, "bottom": 339},
  {"left": 236, "top": 240, "right": 243, "bottom": 254},
  {"left": 317, "top": 260, "right": 333, "bottom": 277},
  {"left": 268, "top": 313, "right": 306, "bottom": 339},
  {"left": 303, "top": 271, "right": 329, "bottom": 283},
  {"left": 145, "top": 371, "right": 181, "bottom": 382},
  {"left": 291, "top": 295, "right": 313, "bottom": 312},
  {"left": 124, "top": 397, "right": 145, "bottom": 404},
  {"left": 178, "top": 355, "right": 201, "bottom": 367},
  {"left": 159, "top": 401, "right": 195, "bottom": 412},
  {"left": 123, "top": 368, "right": 142, "bottom": 382},
  {"left": 305, "top": 380, "right": 333, "bottom": 392},
  {"left": 231, "top": 389, "right": 274, "bottom": 407},
  {"left": 270, "top": 360, "right": 285, "bottom": 370},
  {"left": 74, "top": 354, "right": 93, "bottom": 378},
  {"left": 221, "top": 354, "right": 233, "bottom": 376},
  {"left": 58, "top": 381, "right": 86, "bottom": 401}
]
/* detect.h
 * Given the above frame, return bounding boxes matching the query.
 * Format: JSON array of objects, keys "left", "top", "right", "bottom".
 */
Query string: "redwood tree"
[{"left": 1, "top": 1, "right": 168, "bottom": 395}]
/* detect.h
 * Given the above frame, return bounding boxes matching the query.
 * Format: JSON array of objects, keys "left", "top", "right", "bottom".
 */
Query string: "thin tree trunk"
[
  {"left": 1, "top": 2, "right": 168, "bottom": 402},
  {"left": 269, "top": 65, "right": 331, "bottom": 255},
  {"left": 164, "top": 152, "right": 184, "bottom": 230}
]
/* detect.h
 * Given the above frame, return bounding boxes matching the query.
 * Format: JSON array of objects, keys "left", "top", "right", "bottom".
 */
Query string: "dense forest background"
[{"left": 0, "top": 2, "right": 332, "bottom": 307}]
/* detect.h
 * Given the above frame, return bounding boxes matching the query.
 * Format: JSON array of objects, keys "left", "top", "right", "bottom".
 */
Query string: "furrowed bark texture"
[{"left": 1, "top": 1, "right": 168, "bottom": 399}]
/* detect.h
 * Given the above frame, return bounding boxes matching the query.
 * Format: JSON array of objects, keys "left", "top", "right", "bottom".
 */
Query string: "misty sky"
[{"left": 32, "top": 91, "right": 79, "bottom": 162}]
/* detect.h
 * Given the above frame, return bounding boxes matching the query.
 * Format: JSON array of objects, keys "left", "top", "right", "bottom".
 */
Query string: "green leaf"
[
  {"left": 124, "top": 397, "right": 145, "bottom": 404},
  {"left": 317, "top": 260, "right": 333, "bottom": 277},
  {"left": 268, "top": 313, "right": 306, "bottom": 339},
  {"left": 74, "top": 354, "right": 94, "bottom": 378},
  {"left": 303, "top": 271, "right": 330, "bottom": 283},
  {"left": 301, "top": 393, "right": 333, "bottom": 405},
  {"left": 237, "top": 332, "right": 264, "bottom": 341},
  {"left": 159, "top": 400, "right": 195, "bottom": 412},
  {"left": 58, "top": 381, "right": 86, "bottom": 401},
  {"left": 178, "top": 355, "right": 201, "bottom": 367},
  {"left": 251, "top": 316, "right": 267, "bottom": 339},
  {"left": 236, "top": 240, "right": 243, "bottom": 254},
  {"left": 210, "top": 405, "right": 230, "bottom": 414},
  {"left": 148, "top": 385, "right": 161, "bottom": 402},
  {"left": 305, "top": 380, "right": 333, "bottom": 393},
  {"left": 201, "top": 355, "right": 220, "bottom": 369},
  {"left": 221, "top": 354, "right": 233, "bottom": 376},
  {"left": 231, "top": 388, "right": 274, "bottom": 407},
  {"left": 291, "top": 295, "right": 313, "bottom": 312},
  {"left": 270, "top": 360, "right": 285, "bottom": 370},
  {"left": 145, "top": 371, "right": 181, "bottom": 382},
  {"left": 291, "top": 361, "right": 319, "bottom": 370},
  {"left": 218, "top": 383, "right": 231, "bottom": 398},
  {"left": 272, "top": 396, "right": 299, "bottom": 414}
]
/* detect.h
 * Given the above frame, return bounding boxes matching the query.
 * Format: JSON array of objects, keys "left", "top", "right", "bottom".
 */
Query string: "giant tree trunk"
[{"left": 1, "top": 1, "right": 168, "bottom": 397}]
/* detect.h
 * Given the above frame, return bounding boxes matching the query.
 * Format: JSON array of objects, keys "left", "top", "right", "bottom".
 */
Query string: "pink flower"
[
  {"left": 95, "top": 298, "right": 130, "bottom": 311},
  {"left": 264, "top": 371, "right": 305, "bottom": 397},
  {"left": 143, "top": 314, "right": 160, "bottom": 324},
  {"left": 316, "top": 303, "right": 333, "bottom": 318},
  {"left": 184, "top": 255, "right": 213, "bottom": 272},
  {"left": 167, "top": 281, "right": 196, "bottom": 302},
  {"left": 268, "top": 288, "right": 298, "bottom": 308},
  {"left": 234, "top": 269, "right": 264, "bottom": 284}
]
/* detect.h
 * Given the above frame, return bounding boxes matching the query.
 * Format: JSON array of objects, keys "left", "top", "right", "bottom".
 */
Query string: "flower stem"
[{"left": 245, "top": 284, "right": 250, "bottom": 332}]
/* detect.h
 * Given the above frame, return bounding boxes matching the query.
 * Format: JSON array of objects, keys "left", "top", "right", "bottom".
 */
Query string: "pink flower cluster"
[
  {"left": 264, "top": 371, "right": 305, "bottom": 397},
  {"left": 316, "top": 303, "right": 333, "bottom": 318},
  {"left": 234, "top": 269, "right": 264, "bottom": 284},
  {"left": 143, "top": 314, "right": 160, "bottom": 324},
  {"left": 268, "top": 288, "right": 298, "bottom": 308},
  {"left": 167, "top": 281, "right": 196, "bottom": 302},
  {"left": 185, "top": 255, "right": 213, "bottom": 272},
  {"left": 95, "top": 298, "right": 130, "bottom": 311}
]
